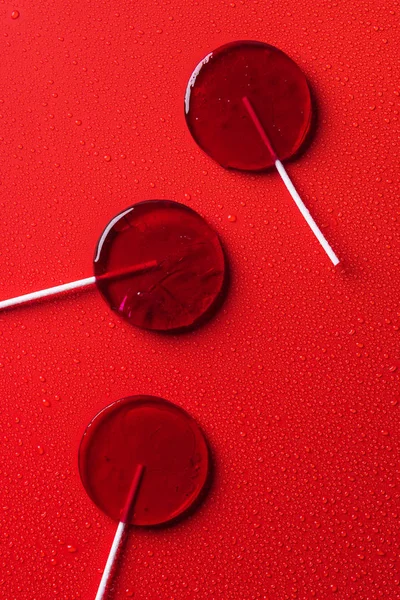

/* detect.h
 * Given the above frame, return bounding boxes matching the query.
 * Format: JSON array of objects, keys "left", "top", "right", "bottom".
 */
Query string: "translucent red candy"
[
  {"left": 93, "top": 200, "right": 225, "bottom": 331},
  {"left": 79, "top": 396, "right": 209, "bottom": 526},
  {"left": 185, "top": 40, "right": 313, "bottom": 171}
]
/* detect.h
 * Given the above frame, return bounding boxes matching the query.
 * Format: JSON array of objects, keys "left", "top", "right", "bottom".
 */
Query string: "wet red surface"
[
  {"left": 1, "top": 1, "right": 400, "bottom": 599},
  {"left": 79, "top": 396, "right": 209, "bottom": 526},
  {"left": 94, "top": 201, "right": 225, "bottom": 331},
  {"left": 185, "top": 41, "right": 312, "bottom": 170}
]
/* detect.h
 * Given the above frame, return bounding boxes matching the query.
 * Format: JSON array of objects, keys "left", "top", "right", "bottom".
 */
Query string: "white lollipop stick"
[
  {"left": 0, "top": 260, "right": 159, "bottom": 311},
  {"left": 0, "top": 277, "right": 96, "bottom": 310},
  {"left": 242, "top": 96, "right": 340, "bottom": 267},
  {"left": 95, "top": 521, "right": 127, "bottom": 600},
  {"left": 95, "top": 464, "right": 145, "bottom": 600}
]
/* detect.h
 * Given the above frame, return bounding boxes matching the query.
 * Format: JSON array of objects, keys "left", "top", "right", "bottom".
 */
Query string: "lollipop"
[
  {"left": 0, "top": 200, "right": 226, "bottom": 330},
  {"left": 185, "top": 40, "right": 340, "bottom": 266},
  {"left": 79, "top": 396, "right": 210, "bottom": 599}
]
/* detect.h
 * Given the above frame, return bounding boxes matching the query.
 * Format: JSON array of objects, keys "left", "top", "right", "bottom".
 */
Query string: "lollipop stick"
[
  {"left": 95, "top": 464, "right": 145, "bottom": 600},
  {"left": 0, "top": 276, "right": 96, "bottom": 310},
  {"left": 242, "top": 96, "right": 340, "bottom": 266},
  {"left": 274, "top": 160, "right": 339, "bottom": 266},
  {"left": 0, "top": 260, "right": 159, "bottom": 311}
]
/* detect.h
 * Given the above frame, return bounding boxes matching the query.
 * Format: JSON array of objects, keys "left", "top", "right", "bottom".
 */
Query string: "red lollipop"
[
  {"left": 79, "top": 396, "right": 210, "bottom": 599},
  {"left": 0, "top": 200, "right": 226, "bottom": 330},
  {"left": 185, "top": 41, "right": 340, "bottom": 266}
]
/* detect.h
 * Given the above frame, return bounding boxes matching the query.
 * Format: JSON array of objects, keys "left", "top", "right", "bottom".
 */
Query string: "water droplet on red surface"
[
  {"left": 79, "top": 396, "right": 209, "bottom": 526},
  {"left": 11, "top": 10, "right": 20, "bottom": 19},
  {"left": 185, "top": 41, "right": 312, "bottom": 170},
  {"left": 93, "top": 200, "right": 225, "bottom": 331}
]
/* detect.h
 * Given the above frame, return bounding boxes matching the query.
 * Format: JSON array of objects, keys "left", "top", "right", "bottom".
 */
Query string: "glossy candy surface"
[
  {"left": 94, "top": 201, "right": 225, "bottom": 331},
  {"left": 185, "top": 41, "right": 312, "bottom": 170},
  {"left": 79, "top": 396, "right": 209, "bottom": 526}
]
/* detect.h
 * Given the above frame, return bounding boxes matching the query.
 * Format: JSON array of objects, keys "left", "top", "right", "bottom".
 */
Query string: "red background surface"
[{"left": 1, "top": 1, "right": 399, "bottom": 599}]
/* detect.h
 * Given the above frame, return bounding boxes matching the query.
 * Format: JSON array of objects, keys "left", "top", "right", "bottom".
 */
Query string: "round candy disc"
[
  {"left": 93, "top": 200, "right": 225, "bottom": 331},
  {"left": 185, "top": 40, "right": 312, "bottom": 171},
  {"left": 79, "top": 396, "right": 209, "bottom": 526}
]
